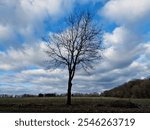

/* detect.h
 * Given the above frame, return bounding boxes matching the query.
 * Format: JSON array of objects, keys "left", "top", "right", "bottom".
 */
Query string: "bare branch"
[{"left": 44, "top": 11, "right": 103, "bottom": 105}]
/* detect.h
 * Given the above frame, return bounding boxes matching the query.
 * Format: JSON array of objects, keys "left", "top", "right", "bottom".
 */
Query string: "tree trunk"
[{"left": 66, "top": 78, "right": 72, "bottom": 105}]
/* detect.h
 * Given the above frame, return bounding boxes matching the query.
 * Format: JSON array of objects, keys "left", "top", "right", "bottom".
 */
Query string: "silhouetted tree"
[
  {"left": 38, "top": 93, "right": 44, "bottom": 97},
  {"left": 45, "top": 11, "right": 103, "bottom": 105}
]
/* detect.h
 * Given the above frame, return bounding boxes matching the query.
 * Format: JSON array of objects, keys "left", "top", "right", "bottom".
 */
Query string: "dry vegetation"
[
  {"left": 0, "top": 97, "right": 150, "bottom": 113},
  {"left": 101, "top": 78, "right": 150, "bottom": 98}
]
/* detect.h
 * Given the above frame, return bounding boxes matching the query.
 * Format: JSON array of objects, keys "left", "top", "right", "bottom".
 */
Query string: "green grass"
[{"left": 0, "top": 97, "right": 150, "bottom": 113}]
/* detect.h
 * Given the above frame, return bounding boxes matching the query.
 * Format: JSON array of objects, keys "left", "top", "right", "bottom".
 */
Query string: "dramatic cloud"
[
  {"left": 101, "top": 0, "right": 150, "bottom": 67},
  {"left": 1, "top": 0, "right": 150, "bottom": 95},
  {"left": 0, "top": 0, "right": 76, "bottom": 48},
  {"left": 97, "top": 0, "right": 150, "bottom": 89}
]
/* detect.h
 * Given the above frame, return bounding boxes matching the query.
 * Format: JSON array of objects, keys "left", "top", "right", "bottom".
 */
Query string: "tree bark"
[{"left": 67, "top": 77, "right": 72, "bottom": 105}]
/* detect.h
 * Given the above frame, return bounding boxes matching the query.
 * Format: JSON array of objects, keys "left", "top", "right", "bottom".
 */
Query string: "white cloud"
[
  {"left": 104, "top": 26, "right": 142, "bottom": 47},
  {"left": 103, "top": 26, "right": 145, "bottom": 69},
  {"left": 0, "top": 64, "right": 13, "bottom": 71},
  {"left": 21, "top": 68, "right": 66, "bottom": 77},
  {"left": 0, "top": 25, "right": 11, "bottom": 39},
  {"left": 100, "top": 0, "right": 150, "bottom": 72},
  {"left": 0, "top": 0, "right": 76, "bottom": 47},
  {"left": 20, "top": 0, "right": 74, "bottom": 19},
  {"left": 0, "top": 42, "right": 47, "bottom": 71},
  {"left": 101, "top": 0, "right": 150, "bottom": 25},
  {"left": 0, "top": 68, "right": 68, "bottom": 94}
]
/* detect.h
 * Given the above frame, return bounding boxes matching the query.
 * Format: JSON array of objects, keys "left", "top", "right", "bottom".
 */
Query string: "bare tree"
[{"left": 45, "top": 11, "right": 103, "bottom": 105}]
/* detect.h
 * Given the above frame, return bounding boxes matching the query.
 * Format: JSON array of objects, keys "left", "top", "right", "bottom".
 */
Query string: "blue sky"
[{"left": 1, "top": 0, "right": 150, "bottom": 95}]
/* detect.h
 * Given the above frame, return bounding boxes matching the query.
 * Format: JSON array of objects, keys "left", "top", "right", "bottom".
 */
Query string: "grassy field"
[{"left": 0, "top": 97, "right": 150, "bottom": 113}]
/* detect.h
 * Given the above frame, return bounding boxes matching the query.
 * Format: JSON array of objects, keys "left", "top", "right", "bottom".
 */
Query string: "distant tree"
[
  {"left": 45, "top": 11, "right": 103, "bottom": 105},
  {"left": 38, "top": 93, "right": 44, "bottom": 97},
  {"left": 45, "top": 93, "right": 56, "bottom": 97}
]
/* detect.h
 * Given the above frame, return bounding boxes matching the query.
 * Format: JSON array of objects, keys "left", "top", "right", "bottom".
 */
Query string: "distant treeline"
[
  {"left": 38, "top": 92, "right": 100, "bottom": 97},
  {"left": 0, "top": 93, "right": 57, "bottom": 98},
  {"left": 0, "top": 92, "right": 100, "bottom": 98},
  {"left": 101, "top": 78, "right": 150, "bottom": 98}
]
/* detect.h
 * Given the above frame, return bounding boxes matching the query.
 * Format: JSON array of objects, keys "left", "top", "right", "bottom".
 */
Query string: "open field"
[{"left": 0, "top": 97, "right": 150, "bottom": 113}]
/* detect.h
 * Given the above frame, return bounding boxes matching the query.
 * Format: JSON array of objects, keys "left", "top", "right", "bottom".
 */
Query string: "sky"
[{"left": 1, "top": 0, "right": 150, "bottom": 95}]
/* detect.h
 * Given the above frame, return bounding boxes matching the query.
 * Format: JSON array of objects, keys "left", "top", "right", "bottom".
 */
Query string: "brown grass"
[{"left": 0, "top": 97, "right": 150, "bottom": 113}]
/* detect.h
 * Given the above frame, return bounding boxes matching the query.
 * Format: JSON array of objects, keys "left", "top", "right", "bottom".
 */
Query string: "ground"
[{"left": 0, "top": 97, "right": 150, "bottom": 113}]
